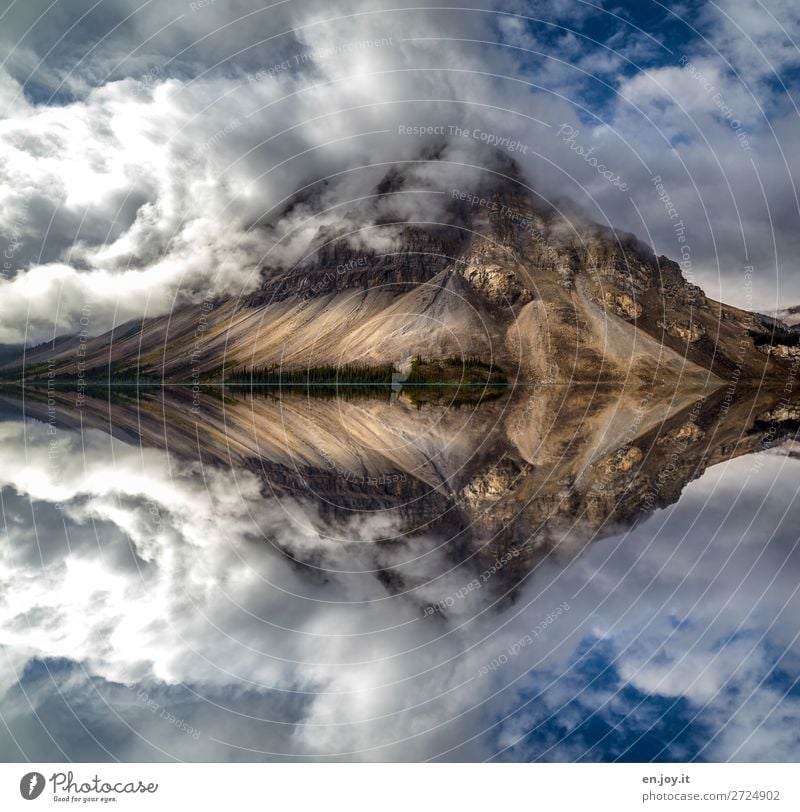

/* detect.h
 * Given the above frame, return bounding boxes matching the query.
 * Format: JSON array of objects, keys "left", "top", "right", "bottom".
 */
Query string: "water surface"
[{"left": 0, "top": 384, "right": 798, "bottom": 761}]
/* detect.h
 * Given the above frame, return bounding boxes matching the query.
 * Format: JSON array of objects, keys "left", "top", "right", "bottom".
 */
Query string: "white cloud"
[{"left": 0, "top": 3, "right": 567, "bottom": 343}]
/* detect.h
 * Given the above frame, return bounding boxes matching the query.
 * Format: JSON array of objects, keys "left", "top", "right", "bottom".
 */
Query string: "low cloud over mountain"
[{"left": 2, "top": 0, "right": 800, "bottom": 344}]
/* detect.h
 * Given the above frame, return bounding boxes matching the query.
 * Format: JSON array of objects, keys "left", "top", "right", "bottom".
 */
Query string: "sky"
[{"left": 0, "top": 0, "right": 799, "bottom": 344}]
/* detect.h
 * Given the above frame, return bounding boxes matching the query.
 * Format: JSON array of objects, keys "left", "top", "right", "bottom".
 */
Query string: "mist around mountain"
[
  {"left": 4, "top": 156, "right": 794, "bottom": 394},
  {"left": 772, "top": 304, "right": 800, "bottom": 328}
]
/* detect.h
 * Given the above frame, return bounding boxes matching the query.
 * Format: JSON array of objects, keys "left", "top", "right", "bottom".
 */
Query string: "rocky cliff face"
[{"left": 250, "top": 222, "right": 468, "bottom": 304}]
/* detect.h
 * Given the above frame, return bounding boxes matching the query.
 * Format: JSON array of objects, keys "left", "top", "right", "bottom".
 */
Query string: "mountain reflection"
[{"left": 0, "top": 381, "right": 798, "bottom": 761}]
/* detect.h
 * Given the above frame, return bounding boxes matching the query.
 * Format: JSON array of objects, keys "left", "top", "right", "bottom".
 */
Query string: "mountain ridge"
[{"left": 3, "top": 160, "right": 791, "bottom": 387}]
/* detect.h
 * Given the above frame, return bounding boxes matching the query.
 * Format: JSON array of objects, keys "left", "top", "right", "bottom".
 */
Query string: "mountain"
[
  {"left": 3, "top": 159, "right": 791, "bottom": 386},
  {"left": 6, "top": 137, "right": 800, "bottom": 578},
  {"left": 0, "top": 344, "right": 24, "bottom": 367}
]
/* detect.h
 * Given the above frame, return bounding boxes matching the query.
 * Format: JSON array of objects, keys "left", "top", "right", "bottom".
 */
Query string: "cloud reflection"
[{"left": 1, "top": 418, "right": 799, "bottom": 761}]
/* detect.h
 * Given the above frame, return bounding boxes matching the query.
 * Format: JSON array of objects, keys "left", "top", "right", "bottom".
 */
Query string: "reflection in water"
[{"left": 0, "top": 382, "right": 799, "bottom": 761}]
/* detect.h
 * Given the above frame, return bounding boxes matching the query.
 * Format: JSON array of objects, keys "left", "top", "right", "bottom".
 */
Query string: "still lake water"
[{"left": 1, "top": 389, "right": 798, "bottom": 761}]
